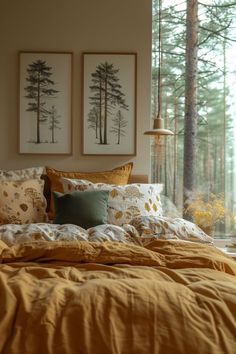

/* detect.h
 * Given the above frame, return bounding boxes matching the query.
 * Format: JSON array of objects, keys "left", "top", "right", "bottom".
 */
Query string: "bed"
[{"left": 0, "top": 165, "right": 236, "bottom": 354}]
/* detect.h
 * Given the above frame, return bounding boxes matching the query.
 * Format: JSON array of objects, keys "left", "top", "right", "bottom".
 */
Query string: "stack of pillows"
[
  {"left": 45, "top": 162, "right": 163, "bottom": 230},
  {"left": 0, "top": 163, "right": 136, "bottom": 226},
  {"left": 0, "top": 163, "right": 212, "bottom": 244}
]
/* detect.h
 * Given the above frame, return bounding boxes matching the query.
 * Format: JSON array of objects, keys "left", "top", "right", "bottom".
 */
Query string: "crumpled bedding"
[
  {"left": 0, "top": 216, "right": 212, "bottom": 247},
  {"left": 0, "top": 223, "right": 139, "bottom": 246},
  {"left": 0, "top": 223, "right": 236, "bottom": 354}
]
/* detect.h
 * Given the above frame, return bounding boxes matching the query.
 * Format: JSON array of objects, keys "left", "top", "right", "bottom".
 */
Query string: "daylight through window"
[{"left": 151, "top": 0, "right": 236, "bottom": 238}]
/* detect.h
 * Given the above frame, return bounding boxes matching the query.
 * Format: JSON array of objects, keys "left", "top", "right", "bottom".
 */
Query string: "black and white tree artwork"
[
  {"left": 24, "top": 59, "right": 59, "bottom": 144},
  {"left": 88, "top": 106, "right": 100, "bottom": 139},
  {"left": 19, "top": 52, "right": 72, "bottom": 155},
  {"left": 83, "top": 53, "right": 136, "bottom": 155},
  {"left": 110, "top": 109, "right": 127, "bottom": 144},
  {"left": 88, "top": 61, "right": 129, "bottom": 145},
  {"left": 48, "top": 105, "right": 61, "bottom": 143}
]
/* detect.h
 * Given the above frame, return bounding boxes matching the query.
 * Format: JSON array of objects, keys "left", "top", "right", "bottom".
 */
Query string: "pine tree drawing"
[
  {"left": 110, "top": 110, "right": 127, "bottom": 144},
  {"left": 48, "top": 105, "right": 61, "bottom": 143},
  {"left": 88, "top": 106, "right": 100, "bottom": 139},
  {"left": 24, "top": 60, "right": 59, "bottom": 144},
  {"left": 88, "top": 61, "right": 129, "bottom": 145}
]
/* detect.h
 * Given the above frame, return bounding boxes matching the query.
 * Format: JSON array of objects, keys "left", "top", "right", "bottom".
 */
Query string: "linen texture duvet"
[{"left": 0, "top": 223, "right": 236, "bottom": 354}]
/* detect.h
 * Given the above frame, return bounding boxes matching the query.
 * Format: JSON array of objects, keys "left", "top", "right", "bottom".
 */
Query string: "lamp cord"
[{"left": 157, "top": 0, "right": 162, "bottom": 119}]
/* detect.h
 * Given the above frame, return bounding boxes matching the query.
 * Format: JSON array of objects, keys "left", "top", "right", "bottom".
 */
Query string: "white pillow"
[
  {"left": 61, "top": 178, "right": 163, "bottom": 226},
  {"left": 130, "top": 215, "right": 213, "bottom": 244},
  {"left": 0, "top": 166, "right": 44, "bottom": 181}
]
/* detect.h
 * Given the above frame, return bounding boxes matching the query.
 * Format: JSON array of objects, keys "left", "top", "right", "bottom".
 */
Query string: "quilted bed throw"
[{"left": 0, "top": 239, "right": 236, "bottom": 354}]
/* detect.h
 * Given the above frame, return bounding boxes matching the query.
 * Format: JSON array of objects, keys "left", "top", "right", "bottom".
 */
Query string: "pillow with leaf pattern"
[
  {"left": 61, "top": 178, "right": 163, "bottom": 226},
  {"left": 129, "top": 215, "right": 213, "bottom": 244},
  {"left": 0, "top": 179, "right": 47, "bottom": 225}
]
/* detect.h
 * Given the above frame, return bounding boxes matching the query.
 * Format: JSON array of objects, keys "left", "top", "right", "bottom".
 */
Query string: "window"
[{"left": 151, "top": 0, "right": 236, "bottom": 238}]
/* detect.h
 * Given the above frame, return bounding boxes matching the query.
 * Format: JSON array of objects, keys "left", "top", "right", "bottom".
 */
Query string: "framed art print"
[
  {"left": 18, "top": 51, "right": 73, "bottom": 154},
  {"left": 82, "top": 52, "right": 137, "bottom": 155}
]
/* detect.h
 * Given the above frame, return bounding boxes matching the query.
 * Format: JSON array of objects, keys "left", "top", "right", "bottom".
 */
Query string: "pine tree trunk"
[
  {"left": 99, "top": 79, "right": 103, "bottom": 144},
  {"left": 164, "top": 104, "right": 169, "bottom": 196},
  {"left": 103, "top": 77, "right": 108, "bottom": 144},
  {"left": 36, "top": 76, "right": 40, "bottom": 144},
  {"left": 183, "top": 0, "right": 198, "bottom": 219},
  {"left": 173, "top": 95, "right": 178, "bottom": 205},
  {"left": 96, "top": 116, "right": 98, "bottom": 139},
  {"left": 52, "top": 125, "right": 55, "bottom": 143},
  {"left": 222, "top": 35, "right": 226, "bottom": 231},
  {"left": 118, "top": 120, "right": 120, "bottom": 144}
]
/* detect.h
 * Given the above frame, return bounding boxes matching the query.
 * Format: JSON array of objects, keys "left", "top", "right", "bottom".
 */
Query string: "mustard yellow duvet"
[{"left": 0, "top": 239, "right": 236, "bottom": 354}]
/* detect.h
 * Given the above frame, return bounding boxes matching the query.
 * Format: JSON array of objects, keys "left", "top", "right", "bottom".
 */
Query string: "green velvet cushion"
[{"left": 53, "top": 190, "right": 109, "bottom": 229}]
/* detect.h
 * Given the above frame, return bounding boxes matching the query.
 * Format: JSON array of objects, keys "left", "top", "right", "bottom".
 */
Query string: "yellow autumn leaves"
[{"left": 185, "top": 192, "right": 225, "bottom": 229}]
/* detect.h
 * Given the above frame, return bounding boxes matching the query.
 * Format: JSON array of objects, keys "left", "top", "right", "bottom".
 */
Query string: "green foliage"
[{"left": 152, "top": 0, "right": 236, "bottom": 233}]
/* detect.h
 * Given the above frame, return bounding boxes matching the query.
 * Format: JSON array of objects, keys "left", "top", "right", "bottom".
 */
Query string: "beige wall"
[{"left": 0, "top": 0, "right": 152, "bottom": 175}]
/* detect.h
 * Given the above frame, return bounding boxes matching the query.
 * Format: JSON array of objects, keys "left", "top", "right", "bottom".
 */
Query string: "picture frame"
[
  {"left": 18, "top": 51, "right": 73, "bottom": 155},
  {"left": 82, "top": 52, "right": 137, "bottom": 156}
]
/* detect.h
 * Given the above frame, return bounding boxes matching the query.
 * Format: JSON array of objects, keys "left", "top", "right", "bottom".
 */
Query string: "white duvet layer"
[
  {"left": 0, "top": 216, "right": 213, "bottom": 247},
  {"left": 0, "top": 223, "right": 140, "bottom": 246}
]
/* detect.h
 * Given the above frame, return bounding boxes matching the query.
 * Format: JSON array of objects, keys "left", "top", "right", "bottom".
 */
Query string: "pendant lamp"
[{"left": 144, "top": 0, "right": 174, "bottom": 139}]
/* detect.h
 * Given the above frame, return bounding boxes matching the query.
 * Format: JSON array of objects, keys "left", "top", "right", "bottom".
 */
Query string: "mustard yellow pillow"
[
  {"left": 0, "top": 179, "right": 47, "bottom": 225},
  {"left": 45, "top": 163, "right": 133, "bottom": 218}
]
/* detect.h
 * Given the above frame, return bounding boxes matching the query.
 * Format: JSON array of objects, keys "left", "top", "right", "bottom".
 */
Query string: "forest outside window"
[{"left": 151, "top": 0, "right": 236, "bottom": 238}]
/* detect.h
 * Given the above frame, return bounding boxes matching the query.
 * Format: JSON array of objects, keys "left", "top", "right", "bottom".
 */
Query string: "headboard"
[{"left": 128, "top": 175, "right": 148, "bottom": 184}]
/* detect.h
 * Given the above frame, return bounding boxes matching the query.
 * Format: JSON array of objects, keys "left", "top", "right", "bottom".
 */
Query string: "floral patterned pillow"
[
  {"left": 45, "top": 163, "right": 133, "bottom": 219},
  {"left": 0, "top": 179, "right": 47, "bottom": 225},
  {"left": 0, "top": 166, "right": 44, "bottom": 180},
  {"left": 130, "top": 215, "right": 213, "bottom": 244},
  {"left": 61, "top": 178, "right": 163, "bottom": 226}
]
